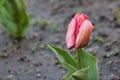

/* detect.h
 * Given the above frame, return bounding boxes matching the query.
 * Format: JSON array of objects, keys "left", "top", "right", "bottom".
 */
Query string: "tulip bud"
[{"left": 66, "top": 13, "right": 94, "bottom": 49}]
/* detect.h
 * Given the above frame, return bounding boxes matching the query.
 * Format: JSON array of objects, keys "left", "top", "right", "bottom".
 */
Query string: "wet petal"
[
  {"left": 74, "top": 13, "right": 88, "bottom": 37},
  {"left": 75, "top": 20, "right": 94, "bottom": 48},
  {"left": 66, "top": 18, "right": 76, "bottom": 49}
]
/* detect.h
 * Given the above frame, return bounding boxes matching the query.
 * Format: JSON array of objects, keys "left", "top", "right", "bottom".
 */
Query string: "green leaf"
[
  {"left": 66, "top": 72, "right": 74, "bottom": 80},
  {"left": 47, "top": 45, "right": 78, "bottom": 80},
  {"left": 72, "top": 67, "right": 89, "bottom": 80},
  {"left": 63, "top": 62, "right": 76, "bottom": 80},
  {"left": 0, "top": 11, "right": 17, "bottom": 35},
  {"left": 77, "top": 49, "right": 99, "bottom": 80},
  {"left": 0, "top": 0, "right": 4, "bottom": 7},
  {"left": 48, "top": 45, "right": 78, "bottom": 68},
  {"left": 0, "top": 0, "right": 29, "bottom": 38},
  {"left": 63, "top": 62, "right": 77, "bottom": 72}
]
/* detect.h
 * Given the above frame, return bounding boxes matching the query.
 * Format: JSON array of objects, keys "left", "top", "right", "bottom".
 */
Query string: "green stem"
[{"left": 76, "top": 49, "right": 82, "bottom": 69}]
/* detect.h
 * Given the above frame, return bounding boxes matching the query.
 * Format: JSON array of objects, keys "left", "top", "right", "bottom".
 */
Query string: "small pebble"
[
  {"left": 98, "top": 29, "right": 108, "bottom": 37},
  {"left": 0, "top": 53, "right": 9, "bottom": 58},
  {"left": 36, "top": 74, "right": 41, "bottom": 78},
  {"left": 104, "top": 42, "right": 112, "bottom": 51},
  {"left": 4, "top": 75, "right": 13, "bottom": 80},
  {"left": 39, "top": 44, "right": 46, "bottom": 49},
  {"left": 18, "top": 56, "right": 27, "bottom": 62},
  {"left": 31, "top": 61, "right": 39, "bottom": 66},
  {"left": 107, "top": 61, "right": 113, "bottom": 64},
  {"left": 54, "top": 39, "right": 60, "bottom": 43},
  {"left": 33, "top": 33, "right": 40, "bottom": 38},
  {"left": 43, "top": 76, "right": 47, "bottom": 79},
  {"left": 36, "top": 68, "right": 41, "bottom": 73},
  {"left": 95, "top": 36, "right": 104, "bottom": 43},
  {"left": 103, "top": 52, "right": 119, "bottom": 58},
  {"left": 114, "top": 21, "right": 120, "bottom": 28},
  {"left": 110, "top": 74, "right": 120, "bottom": 80},
  {"left": 113, "top": 67, "right": 117, "bottom": 71},
  {"left": 99, "top": 15, "right": 108, "bottom": 22}
]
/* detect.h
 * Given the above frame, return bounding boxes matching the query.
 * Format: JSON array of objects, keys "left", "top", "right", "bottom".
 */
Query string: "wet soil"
[{"left": 0, "top": 0, "right": 120, "bottom": 80}]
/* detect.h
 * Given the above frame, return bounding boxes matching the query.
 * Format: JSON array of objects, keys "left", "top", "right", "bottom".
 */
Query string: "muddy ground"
[{"left": 0, "top": 0, "right": 120, "bottom": 80}]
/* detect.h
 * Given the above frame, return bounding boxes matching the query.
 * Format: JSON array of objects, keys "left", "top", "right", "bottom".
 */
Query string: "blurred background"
[{"left": 0, "top": 0, "right": 120, "bottom": 80}]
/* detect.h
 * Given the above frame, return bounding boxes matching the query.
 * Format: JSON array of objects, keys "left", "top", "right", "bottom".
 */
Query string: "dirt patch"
[{"left": 0, "top": 0, "right": 120, "bottom": 80}]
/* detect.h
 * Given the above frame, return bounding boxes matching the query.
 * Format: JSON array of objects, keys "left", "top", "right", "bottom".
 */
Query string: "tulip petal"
[
  {"left": 66, "top": 18, "right": 76, "bottom": 49},
  {"left": 75, "top": 20, "right": 94, "bottom": 48},
  {"left": 74, "top": 13, "right": 88, "bottom": 37}
]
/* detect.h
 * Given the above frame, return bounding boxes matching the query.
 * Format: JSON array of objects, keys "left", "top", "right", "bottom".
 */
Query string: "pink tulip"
[{"left": 66, "top": 13, "right": 94, "bottom": 49}]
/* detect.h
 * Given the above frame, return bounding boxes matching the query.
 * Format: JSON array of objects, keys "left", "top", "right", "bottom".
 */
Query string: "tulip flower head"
[{"left": 66, "top": 13, "right": 94, "bottom": 49}]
